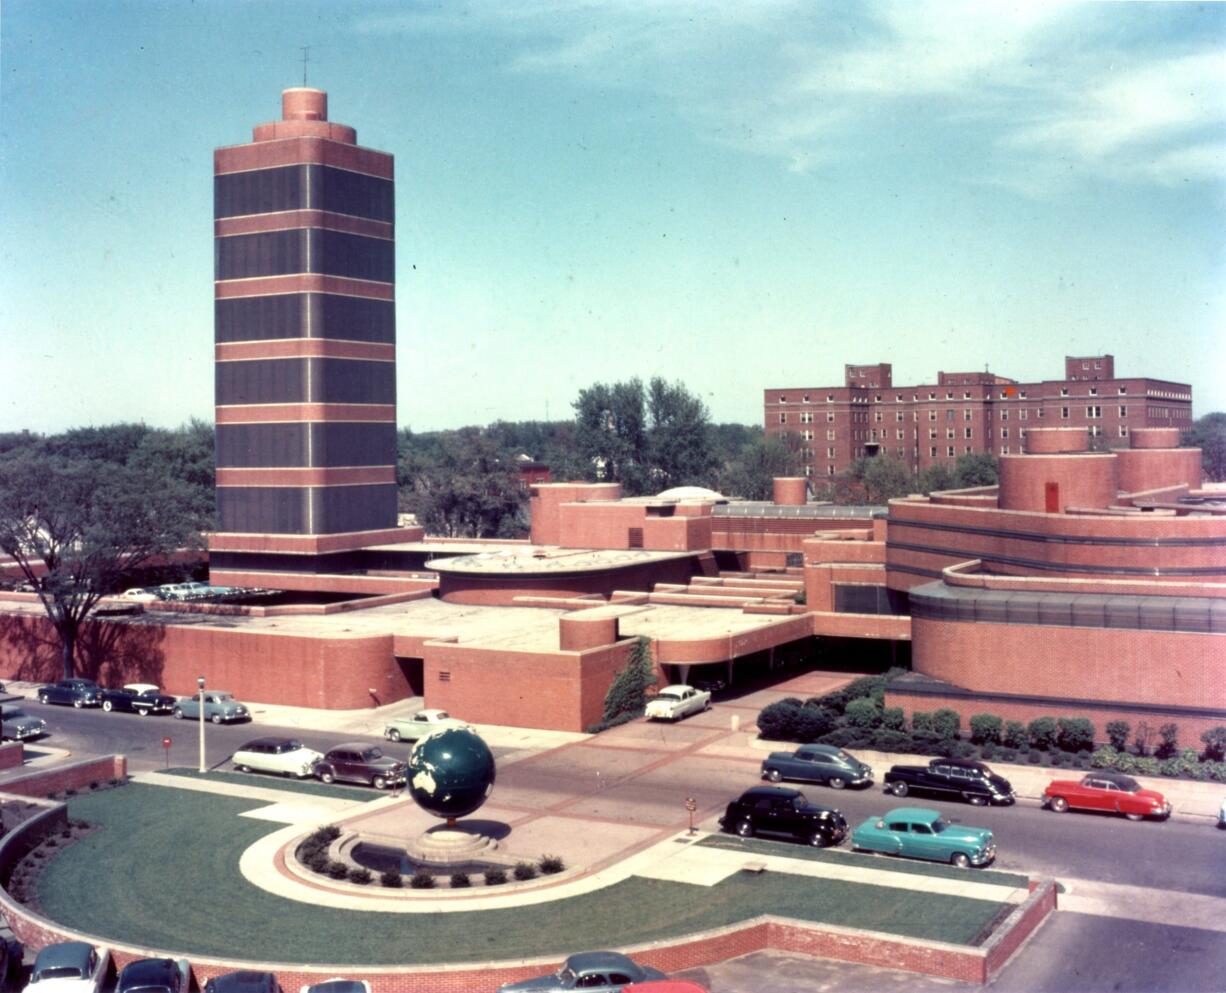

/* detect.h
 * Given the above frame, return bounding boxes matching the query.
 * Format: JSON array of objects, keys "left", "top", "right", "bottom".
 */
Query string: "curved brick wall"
[
  {"left": 559, "top": 613, "right": 620, "bottom": 650},
  {"left": 998, "top": 453, "right": 1117, "bottom": 512},
  {"left": 1131, "top": 427, "right": 1181, "bottom": 449},
  {"left": 436, "top": 557, "right": 696, "bottom": 605},
  {"left": 1024, "top": 428, "right": 1088, "bottom": 454},
  {"left": 1116, "top": 448, "right": 1202, "bottom": 495},
  {"left": 772, "top": 477, "right": 808, "bottom": 506}
]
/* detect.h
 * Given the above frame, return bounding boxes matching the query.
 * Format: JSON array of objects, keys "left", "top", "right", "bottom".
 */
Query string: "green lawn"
[
  {"left": 38, "top": 785, "right": 1011, "bottom": 964},
  {"left": 699, "top": 834, "right": 1031, "bottom": 887},
  {"left": 161, "top": 767, "right": 381, "bottom": 802}
]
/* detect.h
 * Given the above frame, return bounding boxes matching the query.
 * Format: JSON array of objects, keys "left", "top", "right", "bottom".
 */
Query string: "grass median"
[{"left": 38, "top": 784, "right": 1013, "bottom": 964}]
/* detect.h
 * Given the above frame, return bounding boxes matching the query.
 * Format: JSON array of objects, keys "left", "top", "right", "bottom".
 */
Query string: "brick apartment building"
[{"left": 765, "top": 355, "right": 1193, "bottom": 480}]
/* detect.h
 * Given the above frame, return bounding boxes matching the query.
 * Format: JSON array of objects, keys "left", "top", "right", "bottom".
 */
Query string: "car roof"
[
  {"left": 657, "top": 684, "right": 693, "bottom": 692},
  {"left": 124, "top": 683, "right": 160, "bottom": 693},
  {"left": 936, "top": 758, "right": 988, "bottom": 770},
  {"left": 34, "top": 941, "right": 95, "bottom": 970},
  {"left": 207, "top": 971, "right": 278, "bottom": 993},
  {"left": 305, "top": 981, "right": 366, "bottom": 993},
  {"left": 882, "top": 807, "right": 943, "bottom": 822},
  {"left": 1089, "top": 771, "right": 1140, "bottom": 788},
  {"left": 415, "top": 709, "right": 450, "bottom": 719},
  {"left": 329, "top": 741, "right": 380, "bottom": 753},
  {"left": 737, "top": 786, "right": 803, "bottom": 801},
  {"left": 798, "top": 744, "right": 844, "bottom": 755},
  {"left": 119, "top": 958, "right": 178, "bottom": 984},
  {"left": 239, "top": 737, "right": 295, "bottom": 749},
  {"left": 565, "top": 951, "right": 637, "bottom": 971}
]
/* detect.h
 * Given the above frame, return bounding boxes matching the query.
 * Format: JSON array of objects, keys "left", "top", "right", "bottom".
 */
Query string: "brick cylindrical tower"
[{"left": 209, "top": 89, "right": 403, "bottom": 577}]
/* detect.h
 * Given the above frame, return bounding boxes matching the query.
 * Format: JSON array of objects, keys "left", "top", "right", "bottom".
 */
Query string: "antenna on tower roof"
[{"left": 299, "top": 45, "right": 311, "bottom": 86}]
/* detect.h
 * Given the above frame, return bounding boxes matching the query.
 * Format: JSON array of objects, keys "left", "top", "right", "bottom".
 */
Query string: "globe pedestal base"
[{"left": 407, "top": 824, "right": 498, "bottom": 864}]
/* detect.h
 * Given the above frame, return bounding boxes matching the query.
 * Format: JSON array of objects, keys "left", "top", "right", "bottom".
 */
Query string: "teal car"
[{"left": 850, "top": 806, "right": 995, "bottom": 868}]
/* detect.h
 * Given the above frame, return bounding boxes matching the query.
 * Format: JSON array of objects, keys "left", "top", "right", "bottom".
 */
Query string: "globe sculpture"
[{"left": 407, "top": 726, "right": 496, "bottom": 823}]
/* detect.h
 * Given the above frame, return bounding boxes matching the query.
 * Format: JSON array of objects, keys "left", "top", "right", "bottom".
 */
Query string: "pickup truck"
[
  {"left": 645, "top": 684, "right": 711, "bottom": 722},
  {"left": 884, "top": 757, "right": 1015, "bottom": 806}
]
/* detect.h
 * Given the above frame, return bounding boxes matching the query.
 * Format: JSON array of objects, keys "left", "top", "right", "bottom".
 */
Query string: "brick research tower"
[{"left": 208, "top": 89, "right": 419, "bottom": 586}]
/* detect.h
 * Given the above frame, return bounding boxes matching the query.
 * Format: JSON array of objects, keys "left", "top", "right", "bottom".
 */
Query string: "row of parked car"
[
  {"left": 32, "top": 678, "right": 251, "bottom": 723},
  {"left": 711, "top": 744, "right": 1181, "bottom": 871},
  {"left": 19, "top": 942, "right": 706, "bottom": 993}
]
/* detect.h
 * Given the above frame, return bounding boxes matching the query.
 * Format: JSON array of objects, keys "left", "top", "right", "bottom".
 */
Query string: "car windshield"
[
  {"left": 555, "top": 968, "right": 576, "bottom": 983},
  {"left": 791, "top": 793, "right": 809, "bottom": 808},
  {"left": 362, "top": 747, "right": 384, "bottom": 761},
  {"left": 5, "top": 710, "right": 29, "bottom": 720},
  {"left": 930, "top": 819, "right": 947, "bottom": 833},
  {"left": 277, "top": 741, "right": 302, "bottom": 752}
]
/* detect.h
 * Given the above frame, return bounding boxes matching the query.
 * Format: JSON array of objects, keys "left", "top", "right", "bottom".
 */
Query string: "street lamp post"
[{"left": 197, "top": 675, "right": 206, "bottom": 774}]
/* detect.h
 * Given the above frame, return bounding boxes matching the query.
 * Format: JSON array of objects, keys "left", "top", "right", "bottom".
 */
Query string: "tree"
[
  {"left": 602, "top": 637, "right": 657, "bottom": 722},
  {"left": 645, "top": 377, "right": 717, "bottom": 489},
  {"left": 850, "top": 455, "right": 915, "bottom": 504},
  {"left": 717, "top": 431, "right": 801, "bottom": 500},
  {"left": 917, "top": 462, "right": 956, "bottom": 495},
  {"left": 0, "top": 451, "right": 203, "bottom": 679},
  {"left": 952, "top": 452, "right": 999, "bottom": 487},
  {"left": 1183, "top": 412, "right": 1226, "bottom": 482},
  {"left": 399, "top": 428, "right": 525, "bottom": 538}
]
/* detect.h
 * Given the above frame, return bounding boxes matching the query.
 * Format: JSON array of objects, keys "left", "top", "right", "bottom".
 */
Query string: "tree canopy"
[
  {"left": 1184, "top": 412, "right": 1226, "bottom": 482},
  {"left": 0, "top": 451, "right": 204, "bottom": 678}
]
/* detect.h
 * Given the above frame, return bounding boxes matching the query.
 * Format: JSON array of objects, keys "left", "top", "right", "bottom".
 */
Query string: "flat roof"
[{"left": 427, "top": 547, "right": 690, "bottom": 576}]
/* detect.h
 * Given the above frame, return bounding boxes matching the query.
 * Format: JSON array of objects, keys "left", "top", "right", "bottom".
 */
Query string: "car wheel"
[
  {"left": 1049, "top": 796, "right": 1068, "bottom": 813},
  {"left": 73, "top": 699, "right": 84, "bottom": 709},
  {"left": 388, "top": 728, "right": 401, "bottom": 742},
  {"left": 828, "top": 776, "right": 847, "bottom": 790},
  {"left": 890, "top": 781, "right": 909, "bottom": 797},
  {"left": 808, "top": 831, "right": 831, "bottom": 848},
  {"left": 137, "top": 707, "right": 151, "bottom": 716},
  {"left": 1124, "top": 811, "right": 1144, "bottom": 822},
  {"left": 951, "top": 852, "right": 970, "bottom": 869},
  {"left": 101, "top": 700, "right": 113, "bottom": 712},
  {"left": 736, "top": 819, "right": 754, "bottom": 838},
  {"left": 237, "top": 764, "right": 251, "bottom": 774},
  {"left": 211, "top": 714, "right": 223, "bottom": 725},
  {"left": 967, "top": 794, "right": 988, "bottom": 806},
  {"left": 319, "top": 770, "right": 335, "bottom": 784},
  {"left": 172, "top": 708, "right": 183, "bottom": 719},
  {"left": 704, "top": 700, "right": 712, "bottom": 711},
  {"left": 766, "top": 768, "right": 782, "bottom": 783},
  {"left": 373, "top": 775, "right": 388, "bottom": 790},
  {"left": 37, "top": 692, "right": 48, "bottom": 704}
]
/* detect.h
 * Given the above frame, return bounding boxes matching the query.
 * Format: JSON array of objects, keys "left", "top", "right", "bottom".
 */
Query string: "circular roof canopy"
[{"left": 654, "top": 485, "right": 727, "bottom": 502}]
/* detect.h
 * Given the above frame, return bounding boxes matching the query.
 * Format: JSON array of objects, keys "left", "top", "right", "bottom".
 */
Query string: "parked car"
[
  {"left": 299, "top": 981, "right": 371, "bottom": 993},
  {"left": 100, "top": 683, "right": 177, "bottom": 716},
  {"left": 118, "top": 588, "right": 160, "bottom": 603},
  {"left": 37, "top": 679, "right": 102, "bottom": 708},
  {"left": 718, "top": 785, "right": 848, "bottom": 847},
  {"left": 645, "top": 684, "right": 711, "bottom": 722},
  {"left": 1, "top": 708, "right": 48, "bottom": 741},
  {"left": 761, "top": 744, "right": 873, "bottom": 790},
  {"left": 23, "top": 941, "right": 111, "bottom": 993},
  {"left": 115, "top": 958, "right": 188, "bottom": 993},
  {"left": 204, "top": 971, "right": 282, "bottom": 993},
  {"left": 497, "top": 951, "right": 666, "bottom": 992},
  {"left": 383, "top": 709, "right": 465, "bottom": 742},
  {"left": 315, "top": 743, "right": 407, "bottom": 789},
  {"left": 884, "top": 758, "right": 1015, "bottom": 806},
  {"left": 850, "top": 806, "right": 996, "bottom": 868},
  {"left": 232, "top": 737, "right": 323, "bottom": 778},
  {"left": 1042, "top": 772, "right": 1172, "bottom": 821},
  {"left": 1219, "top": 797, "right": 1226, "bottom": 829},
  {"left": 173, "top": 691, "right": 250, "bottom": 724}
]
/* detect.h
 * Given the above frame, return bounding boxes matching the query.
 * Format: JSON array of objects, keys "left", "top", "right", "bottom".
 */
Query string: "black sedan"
[
  {"left": 37, "top": 678, "right": 102, "bottom": 708},
  {"left": 884, "top": 758, "right": 1016, "bottom": 806},
  {"left": 116, "top": 957, "right": 189, "bottom": 993},
  {"left": 100, "top": 683, "right": 177, "bottom": 716},
  {"left": 719, "top": 786, "right": 848, "bottom": 847}
]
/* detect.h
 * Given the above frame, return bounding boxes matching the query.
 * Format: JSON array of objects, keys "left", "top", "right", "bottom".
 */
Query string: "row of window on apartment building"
[
  {"left": 776, "top": 404, "right": 1176, "bottom": 426},
  {"left": 770, "top": 384, "right": 1189, "bottom": 405}
]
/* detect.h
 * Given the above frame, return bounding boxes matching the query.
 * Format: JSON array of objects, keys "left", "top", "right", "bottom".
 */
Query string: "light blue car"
[
  {"left": 172, "top": 691, "right": 250, "bottom": 724},
  {"left": 850, "top": 806, "right": 995, "bottom": 868}
]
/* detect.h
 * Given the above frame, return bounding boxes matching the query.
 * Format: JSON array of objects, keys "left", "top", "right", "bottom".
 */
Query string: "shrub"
[
  {"left": 931, "top": 708, "right": 961, "bottom": 742},
  {"left": 998, "top": 747, "right": 1017, "bottom": 763},
  {"left": 881, "top": 707, "right": 906, "bottom": 731},
  {"left": 65, "top": 788, "right": 77, "bottom": 797},
  {"left": 908, "top": 730, "right": 944, "bottom": 755},
  {"left": 327, "top": 861, "right": 348, "bottom": 879},
  {"left": 1073, "top": 753, "right": 1090, "bottom": 769},
  {"left": 1090, "top": 745, "right": 1118, "bottom": 769},
  {"left": 1155, "top": 723, "right": 1179, "bottom": 760},
  {"left": 1027, "top": 717, "right": 1059, "bottom": 751},
  {"left": 513, "top": 861, "right": 538, "bottom": 881},
  {"left": 1003, "top": 721, "right": 1028, "bottom": 750},
  {"left": 969, "top": 714, "right": 1003, "bottom": 746},
  {"left": 308, "top": 854, "right": 329, "bottom": 874},
  {"left": 869, "top": 729, "right": 913, "bottom": 753},
  {"left": 818, "top": 728, "right": 872, "bottom": 749},
  {"left": 450, "top": 872, "right": 471, "bottom": 888},
  {"left": 1159, "top": 757, "right": 1181, "bottom": 777},
  {"left": 1113, "top": 752, "right": 1139, "bottom": 774},
  {"left": 44, "top": 837, "right": 57, "bottom": 848},
  {"left": 1200, "top": 727, "right": 1226, "bottom": 762},
  {"left": 843, "top": 698, "right": 881, "bottom": 730},
  {"left": 793, "top": 706, "right": 838, "bottom": 742},
  {"left": 1205, "top": 762, "right": 1226, "bottom": 784},
  {"left": 1134, "top": 756, "right": 1159, "bottom": 776},
  {"left": 1057, "top": 718, "right": 1096, "bottom": 753},
  {"left": 539, "top": 855, "right": 565, "bottom": 875},
  {"left": 1050, "top": 752, "right": 1068, "bottom": 767},
  {"left": 60, "top": 828, "right": 72, "bottom": 839},
  {"left": 1105, "top": 720, "right": 1131, "bottom": 752},
  {"left": 816, "top": 688, "right": 853, "bottom": 714},
  {"left": 979, "top": 743, "right": 997, "bottom": 761},
  {"left": 1027, "top": 751, "right": 1042, "bottom": 765},
  {"left": 309, "top": 825, "right": 341, "bottom": 844},
  {"left": 410, "top": 872, "right": 436, "bottom": 889},
  {"left": 1133, "top": 721, "right": 1153, "bottom": 756},
  {"left": 348, "top": 867, "right": 372, "bottom": 885},
  {"left": 757, "top": 700, "right": 804, "bottom": 741},
  {"left": 911, "top": 711, "right": 934, "bottom": 734},
  {"left": 484, "top": 868, "right": 507, "bottom": 886},
  {"left": 88, "top": 781, "right": 99, "bottom": 791},
  {"left": 602, "top": 636, "right": 657, "bottom": 723},
  {"left": 380, "top": 869, "right": 403, "bottom": 888}
]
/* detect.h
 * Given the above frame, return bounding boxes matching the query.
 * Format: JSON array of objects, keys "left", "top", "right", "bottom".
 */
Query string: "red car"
[{"left": 1043, "top": 771, "right": 1172, "bottom": 821}]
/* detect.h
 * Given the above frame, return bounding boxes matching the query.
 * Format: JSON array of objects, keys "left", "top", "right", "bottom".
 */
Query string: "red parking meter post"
[
  {"left": 685, "top": 796, "right": 697, "bottom": 836},
  {"left": 162, "top": 736, "right": 172, "bottom": 770}
]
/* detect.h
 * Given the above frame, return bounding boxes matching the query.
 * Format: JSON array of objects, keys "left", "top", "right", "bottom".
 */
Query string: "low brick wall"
[
  {"left": 0, "top": 755, "right": 127, "bottom": 799},
  {"left": 0, "top": 741, "right": 23, "bottom": 771}
]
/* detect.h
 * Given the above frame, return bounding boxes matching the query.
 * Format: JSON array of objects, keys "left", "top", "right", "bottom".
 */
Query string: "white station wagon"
[
  {"left": 645, "top": 684, "right": 712, "bottom": 722},
  {"left": 384, "top": 708, "right": 466, "bottom": 742}
]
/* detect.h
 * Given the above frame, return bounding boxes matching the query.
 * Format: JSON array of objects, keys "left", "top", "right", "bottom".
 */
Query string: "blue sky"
[{"left": 2, "top": 1, "right": 1223, "bottom": 435}]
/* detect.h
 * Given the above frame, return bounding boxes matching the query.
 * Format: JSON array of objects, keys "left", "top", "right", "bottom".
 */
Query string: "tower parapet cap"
[{"left": 251, "top": 88, "right": 357, "bottom": 144}]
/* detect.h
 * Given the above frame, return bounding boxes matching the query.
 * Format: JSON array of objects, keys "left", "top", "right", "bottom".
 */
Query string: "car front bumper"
[{"left": 970, "top": 844, "right": 997, "bottom": 866}]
